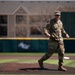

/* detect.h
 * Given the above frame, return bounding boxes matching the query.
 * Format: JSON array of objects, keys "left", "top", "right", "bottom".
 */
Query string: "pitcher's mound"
[{"left": 0, "top": 63, "right": 75, "bottom": 74}]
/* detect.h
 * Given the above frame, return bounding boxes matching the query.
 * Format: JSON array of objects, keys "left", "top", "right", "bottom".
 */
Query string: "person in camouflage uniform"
[{"left": 38, "top": 11, "right": 70, "bottom": 71}]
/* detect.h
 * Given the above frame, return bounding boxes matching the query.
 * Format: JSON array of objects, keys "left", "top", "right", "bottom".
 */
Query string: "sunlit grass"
[
  {"left": 45, "top": 60, "right": 75, "bottom": 68},
  {"left": 0, "top": 59, "right": 75, "bottom": 68},
  {"left": 0, "top": 53, "right": 75, "bottom": 56}
]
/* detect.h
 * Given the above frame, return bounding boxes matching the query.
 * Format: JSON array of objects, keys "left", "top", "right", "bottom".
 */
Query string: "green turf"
[
  {"left": 45, "top": 60, "right": 75, "bottom": 68},
  {"left": 0, "top": 53, "right": 75, "bottom": 56},
  {"left": 0, "top": 53, "right": 75, "bottom": 68},
  {"left": 0, "top": 59, "right": 18, "bottom": 63},
  {"left": 0, "top": 59, "right": 75, "bottom": 68},
  {"left": 0, "top": 59, "right": 37, "bottom": 64},
  {"left": 64, "top": 60, "right": 75, "bottom": 67}
]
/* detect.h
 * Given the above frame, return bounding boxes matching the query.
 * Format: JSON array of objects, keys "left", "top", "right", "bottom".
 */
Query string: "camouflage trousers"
[{"left": 40, "top": 39, "right": 65, "bottom": 66}]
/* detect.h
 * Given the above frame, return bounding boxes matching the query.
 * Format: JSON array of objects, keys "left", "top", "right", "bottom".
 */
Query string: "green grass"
[
  {"left": 0, "top": 59, "right": 75, "bottom": 68},
  {"left": 45, "top": 60, "right": 75, "bottom": 68},
  {"left": 0, "top": 52, "right": 45, "bottom": 56},
  {"left": 0, "top": 59, "right": 37, "bottom": 64},
  {"left": 64, "top": 60, "right": 75, "bottom": 67},
  {"left": 0, "top": 59, "right": 18, "bottom": 63},
  {"left": 0, "top": 53, "right": 75, "bottom": 68},
  {"left": 0, "top": 53, "right": 75, "bottom": 56}
]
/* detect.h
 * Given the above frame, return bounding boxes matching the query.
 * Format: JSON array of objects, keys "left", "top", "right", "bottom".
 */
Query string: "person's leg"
[
  {"left": 38, "top": 40, "right": 58, "bottom": 68},
  {"left": 58, "top": 41, "right": 67, "bottom": 71}
]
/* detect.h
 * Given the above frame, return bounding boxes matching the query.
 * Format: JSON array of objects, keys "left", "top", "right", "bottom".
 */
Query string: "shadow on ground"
[{"left": 0, "top": 63, "right": 75, "bottom": 74}]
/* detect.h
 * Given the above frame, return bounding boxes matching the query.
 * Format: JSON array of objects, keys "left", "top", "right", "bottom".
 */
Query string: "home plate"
[{"left": 64, "top": 56, "right": 70, "bottom": 59}]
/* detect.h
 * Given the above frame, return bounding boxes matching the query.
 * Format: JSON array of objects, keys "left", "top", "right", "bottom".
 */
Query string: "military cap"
[{"left": 55, "top": 11, "right": 61, "bottom": 16}]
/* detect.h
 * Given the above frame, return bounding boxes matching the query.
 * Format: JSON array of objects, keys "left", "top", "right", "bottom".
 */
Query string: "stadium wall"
[{"left": 0, "top": 38, "right": 75, "bottom": 53}]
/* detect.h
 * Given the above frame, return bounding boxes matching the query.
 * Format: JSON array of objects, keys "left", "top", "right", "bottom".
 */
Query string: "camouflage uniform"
[{"left": 38, "top": 17, "right": 68, "bottom": 71}]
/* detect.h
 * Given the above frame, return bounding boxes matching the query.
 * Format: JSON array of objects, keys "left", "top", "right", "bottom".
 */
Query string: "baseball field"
[{"left": 0, "top": 53, "right": 75, "bottom": 75}]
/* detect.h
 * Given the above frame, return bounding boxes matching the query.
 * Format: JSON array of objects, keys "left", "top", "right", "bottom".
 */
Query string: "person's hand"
[
  {"left": 44, "top": 29, "right": 50, "bottom": 37},
  {"left": 44, "top": 32, "right": 50, "bottom": 37},
  {"left": 46, "top": 33, "right": 51, "bottom": 37},
  {"left": 66, "top": 34, "right": 70, "bottom": 38}
]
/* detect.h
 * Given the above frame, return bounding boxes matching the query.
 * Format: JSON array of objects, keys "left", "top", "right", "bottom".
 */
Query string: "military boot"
[
  {"left": 38, "top": 59, "right": 44, "bottom": 68},
  {"left": 58, "top": 66, "right": 67, "bottom": 71}
]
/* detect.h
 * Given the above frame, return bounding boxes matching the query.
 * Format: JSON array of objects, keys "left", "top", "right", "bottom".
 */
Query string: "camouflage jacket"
[{"left": 44, "top": 18, "right": 67, "bottom": 41}]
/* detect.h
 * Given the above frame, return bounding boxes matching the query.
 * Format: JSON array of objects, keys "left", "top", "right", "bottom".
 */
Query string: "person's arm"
[
  {"left": 44, "top": 23, "right": 51, "bottom": 37},
  {"left": 62, "top": 25, "right": 70, "bottom": 38},
  {"left": 44, "top": 28, "right": 50, "bottom": 37}
]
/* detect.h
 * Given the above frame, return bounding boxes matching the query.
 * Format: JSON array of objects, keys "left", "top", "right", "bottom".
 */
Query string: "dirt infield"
[{"left": 0, "top": 63, "right": 75, "bottom": 74}]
